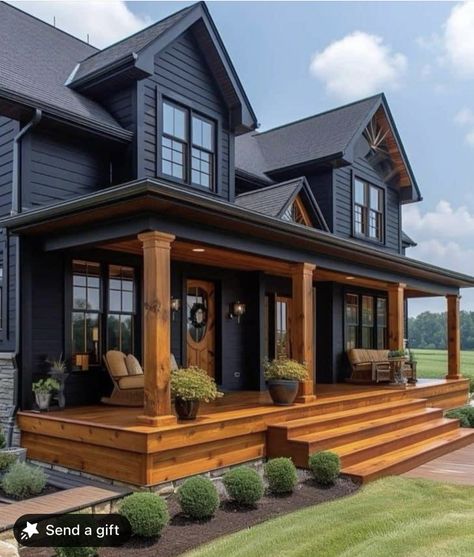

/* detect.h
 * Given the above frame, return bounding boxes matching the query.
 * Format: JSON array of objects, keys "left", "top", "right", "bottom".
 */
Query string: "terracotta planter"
[
  {"left": 267, "top": 379, "right": 299, "bottom": 405},
  {"left": 175, "top": 398, "right": 200, "bottom": 420}
]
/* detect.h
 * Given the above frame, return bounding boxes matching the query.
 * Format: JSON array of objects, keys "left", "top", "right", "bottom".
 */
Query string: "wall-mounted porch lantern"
[
  {"left": 229, "top": 301, "right": 246, "bottom": 324},
  {"left": 171, "top": 297, "right": 181, "bottom": 320}
]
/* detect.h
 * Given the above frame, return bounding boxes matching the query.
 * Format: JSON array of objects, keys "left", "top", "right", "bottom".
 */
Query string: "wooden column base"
[
  {"left": 445, "top": 374, "right": 464, "bottom": 381},
  {"left": 137, "top": 414, "right": 177, "bottom": 427},
  {"left": 295, "top": 381, "right": 316, "bottom": 403}
]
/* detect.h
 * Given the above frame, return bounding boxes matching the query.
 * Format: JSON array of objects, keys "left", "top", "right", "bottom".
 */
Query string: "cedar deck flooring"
[{"left": 17, "top": 380, "right": 473, "bottom": 486}]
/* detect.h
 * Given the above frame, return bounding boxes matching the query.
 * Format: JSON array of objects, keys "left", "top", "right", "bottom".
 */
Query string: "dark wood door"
[{"left": 186, "top": 280, "right": 215, "bottom": 377}]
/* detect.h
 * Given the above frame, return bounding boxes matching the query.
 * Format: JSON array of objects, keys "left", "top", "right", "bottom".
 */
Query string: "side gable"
[{"left": 235, "top": 177, "right": 329, "bottom": 231}]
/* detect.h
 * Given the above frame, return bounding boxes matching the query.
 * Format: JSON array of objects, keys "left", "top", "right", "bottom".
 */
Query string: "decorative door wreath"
[{"left": 189, "top": 302, "right": 207, "bottom": 329}]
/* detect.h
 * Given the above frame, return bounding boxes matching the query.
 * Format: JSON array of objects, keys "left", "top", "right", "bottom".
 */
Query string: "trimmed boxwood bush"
[
  {"left": 264, "top": 458, "right": 298, "bottom": 494},
  {"left": 119, "top": 492, "right": 169, "bottom": 537},
  {"left": 0, "top": 452, "right": 17, "bottom": 472},
  {"left": 177, "top": 476, "right": 219, "bottom": 519},
  {"left": 308, "top": 451, "right": 340, "bottom": 486},
  {"left": 223, "top": 466, "right": 264, "bottom": 506},
  {"left": 446, "top": 406, "right": 474, "bottom": 428},
  {"left": 55, "top": 548, "right": 97, "bottom": 557},
  {"left": 2, "top": 462, "right": 46, "bottom": 499}
]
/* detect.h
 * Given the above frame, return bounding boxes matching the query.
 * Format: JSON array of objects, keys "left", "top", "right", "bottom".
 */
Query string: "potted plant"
[
  {"left": 388, "top": 349, "right": 407, "bottom": 385},
  {"left": 170, "top": 367, "right": 223, "bottom": 420},
  {"left": 264, "top": 359, "right": 308, "bottom": 405},
  {"left": 32, "top": 378, "right": 60, "bottom": 411},
  {"left": 47, "top": 354, "right": 69, "bottom": 409}
]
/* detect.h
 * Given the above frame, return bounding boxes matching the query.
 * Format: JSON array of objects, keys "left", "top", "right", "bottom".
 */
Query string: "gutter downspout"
[{"left": 6, "top": 109, "right": 42, "bottom": 445}]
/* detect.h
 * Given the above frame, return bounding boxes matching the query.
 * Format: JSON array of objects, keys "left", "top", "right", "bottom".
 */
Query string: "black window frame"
[
  {"left": 160, "top": 98, "right": 217, "bottom": 192},
  {"left": 344, "top": 289, "right": 388, "bottom": 351},
  {"left": 353, "top": 177, "right": 385, "bottom": 244},
  {"left": 106, "top": 264, "right": 137, "bottom": 355}
]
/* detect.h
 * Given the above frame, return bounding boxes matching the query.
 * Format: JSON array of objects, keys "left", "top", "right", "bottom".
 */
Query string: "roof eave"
[
  {"left": 2, "top": 178, "right": 473, "bottom": 289},
  {"left": 0, "top": 87, "right": 132, "bottom": 143}
]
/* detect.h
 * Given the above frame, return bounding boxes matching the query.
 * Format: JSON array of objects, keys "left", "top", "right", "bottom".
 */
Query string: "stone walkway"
[{"left": 403, "top": 442, "right": 474, "bottom": 485}]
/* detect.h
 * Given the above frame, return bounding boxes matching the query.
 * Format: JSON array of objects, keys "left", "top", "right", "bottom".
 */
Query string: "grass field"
[
  {"left": 185, "top": 477, "right": 474, "bottom": 557},
  {"left": 411, "top": 349, "right": 474, "bottom": 381}
]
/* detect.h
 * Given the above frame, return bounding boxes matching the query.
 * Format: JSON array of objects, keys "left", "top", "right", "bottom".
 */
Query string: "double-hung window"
[
  {"left": 161, "top": 100, "right": 215, "bottom": 190},
  {"left": 345, "top": 292, "right": 388, "bottom": 350},
  {"left": 354, "top": 178, "right": 384, "bottom": 242},
  {"left": 107, "top": 265, "right": 136, "bottom": 354}
]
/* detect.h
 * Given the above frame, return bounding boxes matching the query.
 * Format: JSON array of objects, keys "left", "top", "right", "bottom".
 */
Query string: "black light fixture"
[
  {"left": 171, "top": 297, "right": 181, "bottom": 320},
  {"left": 229, "top": 301, "right": 246, "bottom": 324}
]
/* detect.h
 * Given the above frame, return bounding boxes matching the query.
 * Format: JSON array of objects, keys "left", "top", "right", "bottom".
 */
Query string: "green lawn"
[
  {"left": 411, "top": 349, "right": 474, "bottom": 381},
  {"left": 185, "top": 477, "right": 474, "bottom": 557}
]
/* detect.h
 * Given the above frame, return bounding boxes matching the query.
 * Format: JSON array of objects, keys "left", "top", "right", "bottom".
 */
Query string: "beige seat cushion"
[
  {"left": 125, "top": 354, "right": 143, "bottom": 376},
  {"left": 117, "top": 375, "right": 144, "bottom": 390},
  {"left": 105, "top": 350, "right": 128, "bottom": 377},
  {"left": 348, "top": 349, "right": 389, "bottom": 365}
]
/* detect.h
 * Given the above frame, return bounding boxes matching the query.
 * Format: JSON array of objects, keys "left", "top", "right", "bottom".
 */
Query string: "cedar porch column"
[
  {"left": 291, "top": 262, "right": 316, "bottom": 403},
  {"left": 138, "top": 231, "right": 177, "bottom": 426},
  {"left": 388, "top": 283, "right": 406, "bottom": 351},
  {"left": 446, "top": 294, "right": 462, "bottom": 380}
]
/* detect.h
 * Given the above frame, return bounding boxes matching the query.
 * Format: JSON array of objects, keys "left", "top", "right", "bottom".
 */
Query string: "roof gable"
[
  {"left": 235, "top": 94, "right": 421, "bottom": 202},
  {"left": 69, "top": 2, "right": 257, "bottom": 133},
  {"left": 235, "top": 177, "right": 329, "bottom": 231}
]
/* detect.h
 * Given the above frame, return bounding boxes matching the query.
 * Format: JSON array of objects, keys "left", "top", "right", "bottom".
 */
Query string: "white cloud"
[
  {"left": 309, "top": 31, "right": 407, "bottom": 101},
  {"left": 454, "top": 107, "right": 474, "bottom": 146},
  {"left": 444, "top": 1, "right": 474, "bottom": 78},
  {"left": 8, "top": 0, "right": 151, "bottom": 48},
  {"left": 404, "top": 200, "right": 474, "bottom": 240}
]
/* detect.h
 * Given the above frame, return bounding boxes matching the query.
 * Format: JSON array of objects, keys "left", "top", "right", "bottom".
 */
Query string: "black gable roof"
[
  {"left": 236, "top": 95, "right": 381, "bottom": 177},
  {"left": 0, "top": 1, "right": 128, "bottom": 139}
]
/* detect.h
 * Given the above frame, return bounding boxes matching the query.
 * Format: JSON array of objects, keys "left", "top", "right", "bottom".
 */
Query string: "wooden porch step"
[
  {"left": 334, "top": 418, "right": 460, "bottom": 467},
  {"left": 296, "top": 407, "right": 443, "bottom": 449},
  {"left": 270, "top": 398, "right": 428, "bottom": 439},
  {"left": 342, "top": 429, "right": 474, "bottom": 483}
]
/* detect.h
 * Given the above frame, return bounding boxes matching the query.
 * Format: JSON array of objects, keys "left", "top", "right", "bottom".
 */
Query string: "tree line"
[{"left": 407, "top": 311, "right": 474, "bottom": 350}]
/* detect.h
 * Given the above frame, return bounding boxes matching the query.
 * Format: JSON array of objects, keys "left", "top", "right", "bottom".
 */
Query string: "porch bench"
[{"left": 347, "top": 349, "right": 417, "bottom": 384}]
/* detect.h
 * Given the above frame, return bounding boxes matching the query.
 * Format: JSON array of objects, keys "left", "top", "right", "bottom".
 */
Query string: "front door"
[{"left": 186, "top": 280, "right": 215, "bottom": 377}]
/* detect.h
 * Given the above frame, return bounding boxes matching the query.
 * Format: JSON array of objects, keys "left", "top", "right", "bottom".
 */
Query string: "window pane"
[
  {"left": 174, "top": 107, "right": 186, "bottom": 140},
  {"left": 192, "top": 116, "right": 214, "bottom": 151},
  {"left": 377, "top": 298, "right": 387, "bottom": 326},
  {"left": 345, "top": 294, "right": 359, "bottom": 325},
  {"left": 362, "top": 296, "right": 374, "bottom": 326},
  {"left": 72, "top": 312, "right": 85, "bottom": 353},
  {"left": 109, "top": 289, "right": 121, "bottom": 312},
  {"left": 163, "top": 103, "right": 174, "bottom": 136},
  {"left": 122, "top": 291, "right": 133, "bottom": 313},
  {"left": 107, "top": 314, "right": 120, "bottom": 351},
  {"left": 120, "top": 316, "right": 133, "bottom": 354},
  {"left": 362, "top": 326, "right": 374, "bottom": 348},
  {"left": 163, "top": 102, "right": 186, "bottom": 140},
  {"left": 73, "top": 286, "right": 87, "bottom": 309},
  {"left": 355, "top": 179, "right": 366, "bottom": 205},
  {"left": 88, "top": 288, "right": 100, "bottom": 311},
  {"left": 370, "top": 186, "right": 381, "bottom": 211}
]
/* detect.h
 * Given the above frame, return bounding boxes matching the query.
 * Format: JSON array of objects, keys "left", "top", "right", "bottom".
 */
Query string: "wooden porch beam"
[
  {"left": 388, "top": 283, "right": 406, "bottom": 351},
  {"left": 291, "top": 262, "right": 316, "bottom": 403},
  {"left": 446, "top": 294, "right": 463, "bottom": 380},
  {"left": 138, "top": 230, "right": 177, "bottom": 426}
]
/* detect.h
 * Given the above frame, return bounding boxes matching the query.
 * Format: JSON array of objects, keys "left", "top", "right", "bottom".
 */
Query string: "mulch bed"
[
  {"left": 0, "top": 484, "right": 60, "bottom": 505},
  {"left": 22, "top": 475, "right": 359, "bottom": 557}
]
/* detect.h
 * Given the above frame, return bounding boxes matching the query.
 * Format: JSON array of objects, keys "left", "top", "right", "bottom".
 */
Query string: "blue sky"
[{"left": 11, "top": 1, "right": 474, "bottom": 315}]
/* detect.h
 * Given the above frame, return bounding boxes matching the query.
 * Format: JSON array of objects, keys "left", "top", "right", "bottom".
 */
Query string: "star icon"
[{"left": 21, "top": 521, "right": 39, "bottom": 540}]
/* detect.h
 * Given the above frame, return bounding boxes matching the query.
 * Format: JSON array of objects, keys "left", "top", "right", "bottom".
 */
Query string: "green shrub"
[
  {"left": 264, "top": 359, "right": 308, "bottom": 382},
  {"left": 55, "top": 548, "right": 97, "bottom": 557},
  {"left": 308, "top": 451, "right": 340, "bottom": 486},
  {"left": 171, "top": 367, "right": 223, "bottom": 402},
  {"left": 0, "top": 429, "right": 5, "bottom": 450},
  {"left": 264, "top": 458, "right": 298, "bottom": 494},
  {"left": 469, "top": 378, "right": 474, "bottom": 394},
  {"left": 2, "top": 462, "right": 46, "bottom": 499},
  {"left": 119, "top": 492, "right": 169, "bottom": 537},
  {"left": 177, "top": 476, "right": 219, "bottom": 519},
  {"left": 446, "top": 406, "right": 474, "bottom": 428},
  {"left": 0, "top": 452, "right": 17, "bottom": 471},
  {"left": 223, "top": 466, "right": 264, "bottom": 506}
]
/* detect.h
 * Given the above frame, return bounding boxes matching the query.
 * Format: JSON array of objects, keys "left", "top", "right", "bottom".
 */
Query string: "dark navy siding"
[
  {"left": 23, "top": 131, "right": 111, "bottom": 209},
  {"left": 0, "top": 117, "right": 18, "bottom": 217},
  {"left": 140, "top": 30, "right": 232, "bottom": 200},
  {"left": 306, "top": 170, "right": 333, "bottom": 231},
  {"left": 333, "top": 156, "right": 401, "bottom": 253}
]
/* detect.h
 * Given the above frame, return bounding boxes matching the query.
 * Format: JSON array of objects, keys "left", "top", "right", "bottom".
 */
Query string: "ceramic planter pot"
[
  {"left": 267, "top": 379, "right": 299, "bottom": 405},
  {"left": 48, "top": 371, "right": 69, "bottom": 409},
  {"left": 175, "top": 398, "right": 200, "bottom": 420},
  {"left": 35, "top": 392, "right": 52, "bottom": 411}
]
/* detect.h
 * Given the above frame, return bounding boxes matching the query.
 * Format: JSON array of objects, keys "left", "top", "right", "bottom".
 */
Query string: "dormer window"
[
  {"left": 161, "top": 100, "right": 215, "bottom": 190},
  {"left": 354, "top": 178, "right": 384, "bottom": 242}
]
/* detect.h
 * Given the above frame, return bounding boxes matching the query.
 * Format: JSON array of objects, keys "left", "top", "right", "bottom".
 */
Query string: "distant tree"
[{"left": 407, "top": 311, "right": 474, "bottom": 350}]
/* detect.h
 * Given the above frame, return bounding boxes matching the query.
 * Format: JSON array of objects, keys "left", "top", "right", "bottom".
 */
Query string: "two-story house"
[{"left": 0, "top": 1, "right": 472, "bottom": 486}]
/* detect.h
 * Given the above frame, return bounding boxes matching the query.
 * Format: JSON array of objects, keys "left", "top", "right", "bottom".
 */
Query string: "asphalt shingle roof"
[
  {"left": 236, "top": 95, "right": 381, "bottom": 177},
  {"left": 0, "top": 2, "right": 125, "bottom": 135},
  {"left": 235, "top": 178, "right": 303, "bottom": 217},
  {"left": 72, "top": 4, "right": 195, "bottom": 83}
]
